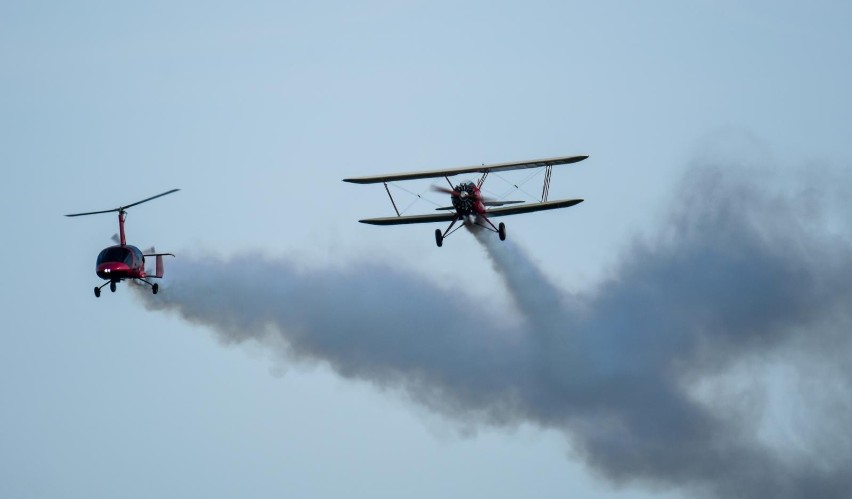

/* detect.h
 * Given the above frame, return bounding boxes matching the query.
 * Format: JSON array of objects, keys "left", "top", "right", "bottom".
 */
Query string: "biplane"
[
  {"left": 344, "top": 155, "right": 587, "bottom": 246},
  {"left": 66, "top": 189, "right": 179, "bottom": 297}
]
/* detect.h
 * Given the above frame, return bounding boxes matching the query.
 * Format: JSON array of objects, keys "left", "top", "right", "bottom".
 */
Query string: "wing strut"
[
  {"left": 541, "top": 165, "right": 553, "bottom": 202},
  {"left": 440, "top": 171, "right": 490, "bottom": 190},
  {"left": 383, "top": 182, "right": 401, "bottom": 217},
  {"left": 477, "top": 171, "right": 489, "bottom": 189}
]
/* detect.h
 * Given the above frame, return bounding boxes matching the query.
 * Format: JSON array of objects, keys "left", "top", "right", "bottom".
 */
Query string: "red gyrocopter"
[{"left": 65, "top": 189, "right": 179, "bottom": 297}]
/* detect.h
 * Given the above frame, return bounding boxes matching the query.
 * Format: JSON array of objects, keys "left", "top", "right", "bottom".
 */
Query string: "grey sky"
[{"left": 2, "top": 1, "right": 851, "bottom": 498}]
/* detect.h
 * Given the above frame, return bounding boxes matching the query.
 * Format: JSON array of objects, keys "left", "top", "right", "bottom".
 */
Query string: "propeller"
[
  {"left": 430, "top": 184, "right": 498, "bottom": 202},
  {"left": 431, "top": 185, "right": 460, "bottom": 196}
]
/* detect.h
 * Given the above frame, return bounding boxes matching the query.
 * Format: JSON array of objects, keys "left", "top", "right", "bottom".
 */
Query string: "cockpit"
[{"left": 96, "top": 246, "right": 142, "bottom": 267}]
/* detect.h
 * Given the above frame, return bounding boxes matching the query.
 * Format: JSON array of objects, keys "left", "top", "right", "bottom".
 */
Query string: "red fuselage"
[{"left": 96, "top": 244, "right": 149, "bottom": 281}]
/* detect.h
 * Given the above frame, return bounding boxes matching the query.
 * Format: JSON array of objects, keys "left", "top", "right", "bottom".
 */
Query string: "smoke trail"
[{"left": 136, "top": 155, "right": 852, "bottom": 498}]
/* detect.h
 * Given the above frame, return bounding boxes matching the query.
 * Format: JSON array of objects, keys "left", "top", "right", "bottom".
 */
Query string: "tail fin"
[
  {"left": 156, "top": 255, "right": 165, "bottom": 278},
  {"left": 143, "top": 252, "right": 175, "bottom": 278}
]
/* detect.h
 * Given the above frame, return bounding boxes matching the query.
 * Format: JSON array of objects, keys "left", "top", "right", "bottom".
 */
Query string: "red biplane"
[
  {"left": 344, "top": 155, "right": 587, "bottom": 246},
  {"left": 66, "top": 189, "right": 179, "bottom": 297}
]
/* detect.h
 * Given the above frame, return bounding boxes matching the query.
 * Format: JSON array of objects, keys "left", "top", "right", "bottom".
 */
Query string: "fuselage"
[{"left": 96, "top": 244, "right": 148, "bottom": 280}]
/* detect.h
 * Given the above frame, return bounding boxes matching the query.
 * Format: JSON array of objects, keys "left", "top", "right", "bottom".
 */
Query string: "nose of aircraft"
[{"left": 96, "top": 262, "right": 131, "bottom": 279}]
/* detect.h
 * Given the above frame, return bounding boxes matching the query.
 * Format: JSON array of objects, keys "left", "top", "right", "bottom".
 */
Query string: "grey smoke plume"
[{"left": 136, "top": 154, "right": 852, "bottom": 498}]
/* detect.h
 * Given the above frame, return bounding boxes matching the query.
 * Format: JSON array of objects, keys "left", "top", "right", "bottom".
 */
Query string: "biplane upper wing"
[
  {"left": 485, "top": 198, "right": 584, "bottom": 217},
  {"left": 359, "top": 212, "right": 457, "bottom": 226},
  {"left": 343, "top": 155, "right": 588, "bottom": 184}
]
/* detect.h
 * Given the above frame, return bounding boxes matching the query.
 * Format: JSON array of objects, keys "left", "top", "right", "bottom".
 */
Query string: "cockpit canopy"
[{"left": 96, "top": 245, "right": 143, "bottom": 267}]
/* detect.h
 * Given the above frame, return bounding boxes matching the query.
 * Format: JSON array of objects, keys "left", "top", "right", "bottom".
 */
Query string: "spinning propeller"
[
  {"left": 431, "top": 185, "right": 461, "bottom": 196},
  {"left": 431, "top": 184, "right": 487, "bottom": 199}
]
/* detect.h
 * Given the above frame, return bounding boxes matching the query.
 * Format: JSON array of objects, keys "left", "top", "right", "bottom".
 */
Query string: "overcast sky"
[{"left": 2, "top": 1, "right": 851, "bottom": 498}]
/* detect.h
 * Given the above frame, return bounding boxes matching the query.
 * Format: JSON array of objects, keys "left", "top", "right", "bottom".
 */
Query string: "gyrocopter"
[{"left": 65, "top": 189, "right": 179, "bottom": 297}]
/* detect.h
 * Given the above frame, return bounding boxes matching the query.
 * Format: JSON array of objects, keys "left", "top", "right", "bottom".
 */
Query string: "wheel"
[
  {"left": 434, "top": 228, "right": 443, "bottom": 247},
  {"left": 110, "top": 281, "right": 116, "bottom": 292},
  {"left": 152, "top": 283, "right": 159, "bottom": 295},
  {"left": 498, "top": 222, "right": 506, "bottom": 241},
  {"left": 94, "top": 286, "right": 101, "bottom": 298}
]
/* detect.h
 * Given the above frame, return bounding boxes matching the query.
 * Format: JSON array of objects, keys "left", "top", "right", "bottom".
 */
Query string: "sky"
[{"left": 2, "top": 1, "right": 852, "bottom": 498}]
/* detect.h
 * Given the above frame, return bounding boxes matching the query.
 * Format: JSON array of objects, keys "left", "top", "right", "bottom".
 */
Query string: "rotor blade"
[
  {"left": 65, "top": 207, "right": 122, "bottom": 217},
  {"left": 65, "top": 188, "right": 180, "bottom": 217},
  {"left": 121, "top": 188, "right": 180, "bottom": 210}
]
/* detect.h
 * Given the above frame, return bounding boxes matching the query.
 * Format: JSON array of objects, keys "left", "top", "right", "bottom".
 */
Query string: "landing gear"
[
  {"left": 109, "top": 281, "right": 117, "bottom": 292},
  {"left": 435, "top": 215, "right": 460, "bottom": 247},
  {"left": 95, "top": 281, "right": 111, "bottom": 297},
  {"left": 498, "top": 222, "right": 506, "bottom": 241},
  {"left": 152, "top": 283, "right": 159, "bottom": 295}
]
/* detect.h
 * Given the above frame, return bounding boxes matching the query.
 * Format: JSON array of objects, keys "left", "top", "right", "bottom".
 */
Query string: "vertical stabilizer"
[{"left": 156, "top": 255, "right": 165, "bottom": 278}]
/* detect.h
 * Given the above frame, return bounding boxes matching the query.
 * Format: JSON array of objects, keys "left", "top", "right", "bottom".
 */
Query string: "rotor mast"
[{"left": 118, "top": 210, "right": 127, "bottom": 246}]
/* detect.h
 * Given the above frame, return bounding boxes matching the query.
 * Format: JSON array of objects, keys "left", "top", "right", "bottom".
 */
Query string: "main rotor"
[{"left": 65, "top": 189, "right": 180, "bottom": 246}]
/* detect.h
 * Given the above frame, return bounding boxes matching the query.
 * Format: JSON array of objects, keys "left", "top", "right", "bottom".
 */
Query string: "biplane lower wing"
[
  {"left": 485, "top": 198, "right": 584, "bottom": 217},
  {"left": 359, "top": 212, "right": 457, "bottom": 226},
  {"left": 360, "top": 199, "right": 583, "bottom": 225}
]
